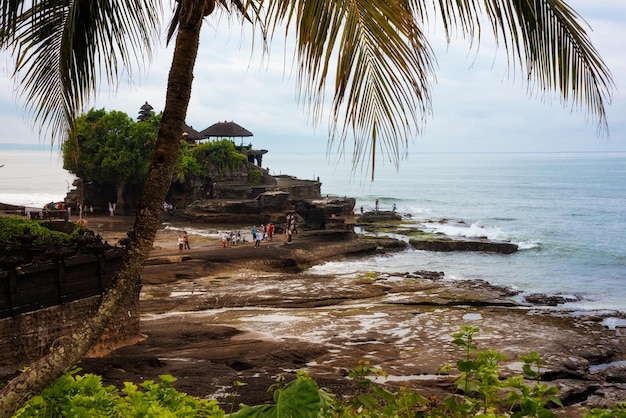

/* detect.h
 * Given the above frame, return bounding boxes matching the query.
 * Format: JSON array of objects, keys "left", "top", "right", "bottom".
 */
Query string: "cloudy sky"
[{"left": 1, "top": 0, "right": 624, "bottom": 158}]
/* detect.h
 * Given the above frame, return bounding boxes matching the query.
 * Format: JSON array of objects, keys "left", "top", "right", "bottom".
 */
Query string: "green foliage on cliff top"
[
  {"left": 173, "top": 140, "right": 204, "bottom": 183},
  {"left": 193, "top": 139, "right": 247, "bottom": 178},
  {"left": 0, "top": 217, "right": 74, "bottom": 244},
  {"left": 62, "top": 108, "right": 160, "bottom": 187},
  {"left": 62, "top": 108, "right": 250, "bottom": 187}
]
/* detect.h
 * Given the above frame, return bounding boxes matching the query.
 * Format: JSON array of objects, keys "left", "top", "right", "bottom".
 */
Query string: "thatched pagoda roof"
[
  {"left": 200, "top": 121, "right": 253, "bottom": 138},
  {"left": 182, "top": 124, "right": 204, "bottom": 140}
]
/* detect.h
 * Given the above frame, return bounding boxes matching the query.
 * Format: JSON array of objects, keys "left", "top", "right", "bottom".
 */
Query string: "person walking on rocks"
[
  {"left": 255, "top": 230, "right": 262, "bottom": 247},
  {"left": 177, "top": 235, "right": 184, "bottom": 253},
  {"left": 183, "top": 231, "right": 190, "bottom": 249},
  {"left": 284, "top": 214, "right": 296, "bottom": 243}
]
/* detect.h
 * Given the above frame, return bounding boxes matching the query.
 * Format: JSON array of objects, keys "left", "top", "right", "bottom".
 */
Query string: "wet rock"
[
  {"left": 601, "top": 363, "right": 626, "bottom": 384},
  {"left": 525, "top": 293, "right": 580, "bottom": 306},
  {"left": 555, "top": 379, "right": 600, "bottom": 406},
  {"left": 405, "top": 270, "right": 445, "bottom": 281},
  {"left": 358, "top": 211, "right": 402, "bottom": 223},
  {"left": 67, "top": 219, "right": 625, "bottom": 413},
  {"left": 409, "top": 236, "right": 518, "bottom": 254}
]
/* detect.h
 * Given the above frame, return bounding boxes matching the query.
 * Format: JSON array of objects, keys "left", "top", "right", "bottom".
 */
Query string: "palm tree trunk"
[{"left": 0, "top": 3, "right": 205, "bottom": 416}]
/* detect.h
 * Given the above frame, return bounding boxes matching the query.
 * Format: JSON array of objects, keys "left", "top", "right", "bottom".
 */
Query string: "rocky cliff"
[{"left": 66, "top": 159, "right": 356, "bottom": 230}]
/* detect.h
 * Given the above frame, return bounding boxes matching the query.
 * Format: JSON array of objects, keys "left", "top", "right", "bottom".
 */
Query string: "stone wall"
[
  {"left": 0, "top": 286, "right": 140, "bottom": 375},
  {"left": 0, "top": 249, "right": 141, "bottom": 375}
]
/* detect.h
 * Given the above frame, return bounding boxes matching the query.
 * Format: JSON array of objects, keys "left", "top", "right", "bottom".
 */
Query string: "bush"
[
  {"left": 247, "top": 169, "right": 262, "bottom": 185},
  {"left": 14, "top": 370, "right": 224, "bottom": 417},
  {"left": 0, "top": 217, "right": 74, "bottom": 244},
  {"left": 194, "top": 139, "right": 247, "bottom": 178}
]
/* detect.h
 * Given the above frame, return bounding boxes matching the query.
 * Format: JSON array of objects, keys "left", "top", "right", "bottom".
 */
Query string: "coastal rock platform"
[
  {"left": 44, "top": 217, "right": 626, "bottom": 415},
  {"left": 409, "top": 236, "right": 519, "bottom": 254}
]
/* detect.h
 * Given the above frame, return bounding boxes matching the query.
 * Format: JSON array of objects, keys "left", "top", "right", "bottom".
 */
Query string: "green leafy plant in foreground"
[
  {"left": 443, "top": 326, "right": 564, "bottom": 417},
  {"left": 13, "top": 368, "right": 223, "bottom": 417},
  {"left": 12, "top": 328, "right": 625, "bottom": 417},
  {"left": 230, "top": 371, "right": 335, "bottom": 417},
  {"left": 584, "top": 404, "right": 626, "bottom": 418}
]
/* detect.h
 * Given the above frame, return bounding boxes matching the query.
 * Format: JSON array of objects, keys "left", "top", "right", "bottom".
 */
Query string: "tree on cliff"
[
  {"left": 62, "top": 108, "right": 160, "bottom": 214},
  {"left": 0, "top": 0, "right": 614, "bottom": 415}
]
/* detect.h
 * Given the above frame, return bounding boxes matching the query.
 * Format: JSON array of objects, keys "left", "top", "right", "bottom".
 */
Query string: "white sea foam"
[
  {"left": 516, "top": 239, "right": 541, "bottom": 250},
  {"left": 162, "top": 224, "right": 223, "bottom": 238},
  {"left": 420, "top": 221, "right": 508, "bottom": 241}
]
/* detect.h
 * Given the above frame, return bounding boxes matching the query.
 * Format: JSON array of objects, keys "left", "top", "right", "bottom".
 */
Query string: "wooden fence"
[{"left": 0, "top": 248, "right": 126, "bottom": 319}]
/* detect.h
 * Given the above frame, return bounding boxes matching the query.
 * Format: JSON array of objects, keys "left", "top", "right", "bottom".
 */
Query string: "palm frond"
[
  {"left": 3, "top": 0, "right": 161, "bottom": 143},
  {"left": 262, "top": 0, "right": 613, "bottom": 176},
  {"left": 414, "top": 0, "right": 614, "bottom": 135},
  {"left": 167, "top": 0, "right": 265, "bottom": 45},
  {"left": 263, "top": 0, "right": 435, "bottom": 177}
]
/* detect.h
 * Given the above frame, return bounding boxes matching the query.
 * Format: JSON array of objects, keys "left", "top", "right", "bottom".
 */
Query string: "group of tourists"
[
  {"left": 44, "top": 201, "right": 66, "bottom": 211},
  {"left": 251, "top": 223, "right": 275, "bottom": 248},
  {"left": 221, "top": 230, "right": 244, "bottom": 247},
  {"left": 182, "top": 215, "right": 300, "bottom": 251}
]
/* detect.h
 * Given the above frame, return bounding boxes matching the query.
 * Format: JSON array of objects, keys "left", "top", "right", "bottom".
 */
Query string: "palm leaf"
[
  {"left": 2, "top": 0, "right": 161, "bottom": 143},
  {"left": 263, "top": 0, "right": 613, "bottom": 177},
  {"left": 417, "top": 0, "right": 614, "bottom": 134},
  {"left": 263, "top": 0, "right": 434, "bottom": 178}
]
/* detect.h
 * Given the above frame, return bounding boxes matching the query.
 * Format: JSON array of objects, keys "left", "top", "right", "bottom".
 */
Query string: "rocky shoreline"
[{"left": 73, "top": 216, "right": 626, "bottom": 416}]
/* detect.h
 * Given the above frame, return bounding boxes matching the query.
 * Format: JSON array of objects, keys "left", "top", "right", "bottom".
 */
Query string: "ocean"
[
  {"left": 1, "top": 148, "right": 625, "bottom": 313},
  {"left": 0, "top": 148, "right": 75, "bottom": 209},
  {"left": 264, "top": 152, "right": 626, "bottom": 314}
]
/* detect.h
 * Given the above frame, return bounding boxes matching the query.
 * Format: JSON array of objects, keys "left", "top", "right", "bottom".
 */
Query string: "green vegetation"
[
  {"left": 193, "top": 139, "right": 247, "bottom": 179},
  {"left": 357, "top": 271, "right": 380, "bottom": 283},
  {"left": 63, "top": 108, "right": 160, "bottom": 189},
  {"left": 0, "top": 217, "right": 75, "bottom": 244},
  {"left": 13, "top": 370, "right": 223, "bottom": 418},
  {"left": 62, "top": 111, "right": 251, "bottom": 198},
  {"left": 62, "top": 108, "right": 161, "bottom": 212},
  {"left": 14, "top": 327, "right": 626, "bottom": 417},
  {"left": 247, "top": 169, "right": 262, "bottom": 185},
  {"left": 173, "top": 140, "right": 204, "bottom": 183}
]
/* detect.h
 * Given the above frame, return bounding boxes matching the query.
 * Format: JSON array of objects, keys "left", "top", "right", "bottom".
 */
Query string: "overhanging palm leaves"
[
  {"left": 0, "top": 0, "right": 161, "bottom": 142},
  {"left": 0, "top": 0, "right": 615, "bottom": 167},
  {"left": 260, "top": 0, "right": 613, "bottom": 175},
  {"left": 421, "top": 0, "right": 613, "bottom": 133}
]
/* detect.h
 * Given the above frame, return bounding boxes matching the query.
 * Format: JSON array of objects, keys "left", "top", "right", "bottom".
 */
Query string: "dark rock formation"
[
  {"left": 65, "top": 152, "right": 357, "bottom": 230},
  {"left": 409, "top": 236, "right": 518, "bottom": 254},
  {"left": 524, "top": 293, "right": 580, "bottom": 306},
  {"left": 293, "top": 197, "right": 356, "bottom": 230},
  {"left": 172, "top": 194, "right": 356, "bottom": 230},
  {"left": 166, "top": 167, "right": 356, "bottom": 229},
  {"left": 358, "top": 211, "right": 402, "bottom": 223}
]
